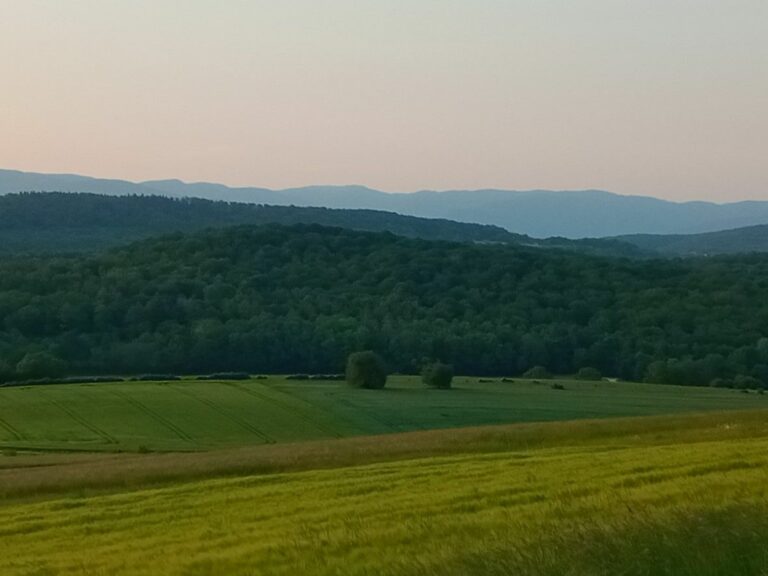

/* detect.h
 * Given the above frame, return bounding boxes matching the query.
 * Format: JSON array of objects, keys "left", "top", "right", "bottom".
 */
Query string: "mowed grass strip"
[
  {"left": 2, "top": 376, "right": 767, "bottom": 453},
  {"left": 0, "top": 413, "right": 767, "bottom": 575}
]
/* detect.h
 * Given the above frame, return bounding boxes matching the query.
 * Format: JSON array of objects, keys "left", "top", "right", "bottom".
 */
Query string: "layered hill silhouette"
[
  {"left": 0, "top": 192, "right": 641, "bottom": 257},
  {"left": 2, "top": 168, "right": 767, "bottom": 239}
]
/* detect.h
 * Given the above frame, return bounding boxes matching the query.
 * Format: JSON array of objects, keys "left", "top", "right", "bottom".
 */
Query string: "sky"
[{"left": 0, "top": 1, "right": 766, "bottom": 202}]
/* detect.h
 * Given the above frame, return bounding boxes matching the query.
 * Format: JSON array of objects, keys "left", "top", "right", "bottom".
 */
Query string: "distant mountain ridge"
[{"left": 2, "top": 168, "right": 767, "bottom": 238}]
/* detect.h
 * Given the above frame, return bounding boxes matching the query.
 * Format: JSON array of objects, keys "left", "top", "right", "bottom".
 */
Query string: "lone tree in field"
[
  {"left": 422, "top": 362, "right": 454, "bottom": 389},
  {"left": 346, "top": 351, "right": 388, "bottom": 389}
]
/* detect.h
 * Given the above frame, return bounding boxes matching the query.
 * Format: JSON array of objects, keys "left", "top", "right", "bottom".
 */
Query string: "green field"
[
  {"left": 3, "top": 377, "right": 768, "bottom": 574},
  {"left": 1, "top": 376, "right": 767, "bottom": 452},
  {"left": 1, "top": 410, "right": 767, "bottom": 575}
]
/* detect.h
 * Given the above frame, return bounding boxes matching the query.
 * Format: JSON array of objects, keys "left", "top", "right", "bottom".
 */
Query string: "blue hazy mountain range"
[{"left": 1, "top": 168, "right": 766, "bottom": 239}]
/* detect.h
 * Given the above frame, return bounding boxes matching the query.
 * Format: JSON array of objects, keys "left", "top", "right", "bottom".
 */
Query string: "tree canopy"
[{"left": 0, "top": 223, "right": 766, "bottom": 386}]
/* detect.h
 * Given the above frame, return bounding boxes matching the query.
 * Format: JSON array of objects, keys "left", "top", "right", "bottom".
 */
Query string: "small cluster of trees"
[
  {"left": 0, "top": 351, "right": 66, "bottom": 382},
  {"left": 346, "top": 351, "right": 454, "bottom": 390}
]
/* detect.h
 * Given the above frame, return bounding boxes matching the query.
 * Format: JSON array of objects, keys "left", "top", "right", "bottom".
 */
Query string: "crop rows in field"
[
  {"left": 1, "top": 376, "right": 767, "bottom": 453},
  {"left": 1, "top": 413, "right": 768, "bottom": 575},
  {"left": 0, "top": 380, "right": 351, "bottom": 452}
]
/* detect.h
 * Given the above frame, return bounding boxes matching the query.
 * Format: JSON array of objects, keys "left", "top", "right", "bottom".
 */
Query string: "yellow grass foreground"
[{"left": 1, "top": 411, "right": 768, "bottom": 575}]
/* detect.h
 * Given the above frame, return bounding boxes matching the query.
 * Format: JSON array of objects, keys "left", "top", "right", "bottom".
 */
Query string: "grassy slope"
[
  {"left": 1, "top": 376, "right": 767, "bottom": 453},
  {"left": 1, "top": 411, "right": 767, "bottom": 575}
]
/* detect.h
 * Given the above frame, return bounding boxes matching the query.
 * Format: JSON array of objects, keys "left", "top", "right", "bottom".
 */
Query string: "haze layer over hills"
[{"left": 2, "top": 168, "right": 767, "bottom": 239}]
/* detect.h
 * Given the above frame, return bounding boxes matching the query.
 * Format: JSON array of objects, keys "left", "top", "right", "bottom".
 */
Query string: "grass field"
[
  {"left": 1, "top": 375, "right": 766, "bottom": 453},
  {"left": 1, "top": 410, "right": 767, "bottom": 575}
]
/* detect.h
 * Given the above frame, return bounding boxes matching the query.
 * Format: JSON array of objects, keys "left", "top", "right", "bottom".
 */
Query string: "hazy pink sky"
[{"left": 1, "top": 1, "right": 766, "bottom": 201}]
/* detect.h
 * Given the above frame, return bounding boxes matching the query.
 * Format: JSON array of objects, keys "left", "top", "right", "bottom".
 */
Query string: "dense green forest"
[
  {"left": 0, "top": 223, "right": 767, "bottom": 386},
  {"left": 0, "top": 192, "right": 643, "bottom": 257},
  {"left": 619, "top": 224, "right": 768, "bottom": 256}
]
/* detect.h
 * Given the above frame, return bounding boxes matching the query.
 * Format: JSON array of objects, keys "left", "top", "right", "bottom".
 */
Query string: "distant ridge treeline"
[
  {"left": 0, "top": 192, "right": 643, "bottom": 257},
  {"left": 0, "top": 224, "right": 767, "bottom": 387},
  {"left": 618, "top": 225, "right": 768, "bottom": 256},
  {"left": 4, "top": 167, "right": 768, "bottom": 238}
]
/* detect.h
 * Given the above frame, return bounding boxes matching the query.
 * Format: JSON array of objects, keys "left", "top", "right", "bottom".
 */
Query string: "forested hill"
[
  {"left": 618, "top": 224, "right": 768, "bottom": 256},
  {"left": 0, "top": 192, "right": 515, "bottom": 251},
  {"left": 1, "top": 223, "right": 767, "bottom": 387},
  {"left": 0, "top": 192, "right": 642, "bottom": 257},
  {"left": 5, "top": 168, "right": 768, "bottom": 238}
]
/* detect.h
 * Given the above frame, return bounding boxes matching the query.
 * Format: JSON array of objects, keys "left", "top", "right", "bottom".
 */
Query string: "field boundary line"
[
  {"left": 109, "top": 388, "right": 195, "bottom": 444},
  {"left": 167, "top": 384, "right": 274, "bottom": 443},
  {"left": 224, "top": 382, "right": 345, "bottom": 438}
]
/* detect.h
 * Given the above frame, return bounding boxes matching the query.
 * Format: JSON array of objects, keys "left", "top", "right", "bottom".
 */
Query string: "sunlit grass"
[
  {"left": 1, "top": 375, "right": 766, "bottom": 453},
  {"left": 1, "top": 411, "right": 767, "bottom": 575}
]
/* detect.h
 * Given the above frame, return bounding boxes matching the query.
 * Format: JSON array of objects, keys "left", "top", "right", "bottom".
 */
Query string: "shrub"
[
  {"left": 551, "top": 383, "right": 566, "bottom": 390},
  {"left": 523, "top": 366, "right": 552, "bottom": 379},
  {"left": 422, "top": 362, "right": 454, "bottom": 389},
  {"left": 130, "top": 374, "right": 181, "bottom": 382},
  {"left": 576, "top": 367, "right": 602, "bottom": 381},
  {"left": 309, "top": 374, "right": 345, "bottom": 381},
  {"left": 710, "top": 378, "right": 733, "bottom": 388},
  {"left": 1, "top": 376, "right": 124, "bottom": 387},
  {"left": 346, "top": 351, "right": 388, "bottom": 389},
  {"left": 735, "top": 375, "right": 762, "bottom": 390},
  {"left": 67, "top": 376, "right": 124, "bottom": 384},
  {"left": 196, "top": 372, "right": 250, "bottom": 381}
]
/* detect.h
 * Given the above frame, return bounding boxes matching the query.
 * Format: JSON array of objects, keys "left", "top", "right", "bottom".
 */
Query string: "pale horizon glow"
[{"left": 1, "top": 1, "right": 766, "bottom": 202}]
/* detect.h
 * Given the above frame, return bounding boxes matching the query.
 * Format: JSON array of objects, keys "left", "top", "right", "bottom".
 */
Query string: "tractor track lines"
[
  {"left": 109, "top": 389, "right": 195, "bottom": 444},
  {"left": 43, "top": 394, "right": 118, "bottom": 445},
  {"left": 224, "top": 382, "right": 344, "bottom": 438},
  {"left": 167, "top": 384, "right": 274, "bottom": 444},
  {"left": 335, "top": 396, "right": 398, "bottom": 432},
  {"left": 0, "top": 394, "right": 28, "bottom": 441},
  {"left": 0, "top": 416, "right": 24, "bottom": 441}
]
